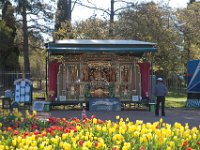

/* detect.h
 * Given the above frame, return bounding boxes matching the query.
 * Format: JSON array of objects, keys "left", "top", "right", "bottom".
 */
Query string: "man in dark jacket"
[{"left": 154, "top": 77, "right": 168, "bottom": 116}]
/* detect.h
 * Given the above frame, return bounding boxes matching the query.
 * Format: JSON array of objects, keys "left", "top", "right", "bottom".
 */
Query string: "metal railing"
[{"left": 0, "top": 71, "right": 45, "bottom": 96}]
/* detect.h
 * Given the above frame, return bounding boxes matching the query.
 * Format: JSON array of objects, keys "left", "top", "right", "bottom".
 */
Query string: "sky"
[{"left": 72, "top": 0, "right": 190, "bottom": 22}]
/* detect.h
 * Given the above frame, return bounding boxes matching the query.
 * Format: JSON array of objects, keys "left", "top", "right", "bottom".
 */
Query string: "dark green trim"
[{"left": 48, "top": 47, "right": 156, "bottom": 53}]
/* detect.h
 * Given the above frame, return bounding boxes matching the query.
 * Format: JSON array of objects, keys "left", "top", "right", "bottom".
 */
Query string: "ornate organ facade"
[{"left": 55, "top": 53, "right": 142, "bottom": 101}]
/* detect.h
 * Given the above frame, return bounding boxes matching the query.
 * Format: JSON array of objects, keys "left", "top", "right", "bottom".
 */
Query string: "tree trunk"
[
  {"left": 109, "top": 0, "right": 114, "bottom": 38},
  {"left": 67, "top": 0, "right": 72, "bottom": 21},
  {"left": 22, "top": 2, "right": 30, "bottom": 78}
]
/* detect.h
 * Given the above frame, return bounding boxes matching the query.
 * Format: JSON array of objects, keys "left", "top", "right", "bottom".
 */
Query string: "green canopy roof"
[{"left": 46, "top": 39, "right": 156, "bottom": 55}]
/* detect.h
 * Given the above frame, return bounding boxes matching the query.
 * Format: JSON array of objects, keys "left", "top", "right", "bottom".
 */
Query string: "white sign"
[
  {"left": 132, "top": 95, "right": 140, "bottom": 101},
  {"left": 59, "top": 96, "right": 66, "bottom": 101},
  {"left": 32, "top": 101, "right": 50, "bottom": 111}
]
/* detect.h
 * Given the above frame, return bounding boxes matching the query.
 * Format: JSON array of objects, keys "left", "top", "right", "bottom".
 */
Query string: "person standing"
[{"left": 154, "top": 77, "right": 168, "bottom": 116}]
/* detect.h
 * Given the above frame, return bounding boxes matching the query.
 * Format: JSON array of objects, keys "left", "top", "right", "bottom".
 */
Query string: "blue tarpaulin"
[{"left": 187, "top": 60, "right": 200, "bottom": 93}]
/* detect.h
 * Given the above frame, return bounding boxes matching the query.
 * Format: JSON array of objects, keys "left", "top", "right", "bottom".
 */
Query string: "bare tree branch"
[
  {"left": 114, "top": 0, "right": 135, "bottom": 5},
  {"left": 28, "top": 24, "right": 53, "bottom": 31},
  {"left": 71, "top": 0, "right": 79, "bottom": 11},
  {"left": 114, "top": 5, "right": 135, "bottom": 13},
  {"left": 75, "top": 1, "right": 111, "bottom": 15}
]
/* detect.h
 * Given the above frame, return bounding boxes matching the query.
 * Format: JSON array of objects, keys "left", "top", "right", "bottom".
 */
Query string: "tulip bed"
[{"left": 0, "top": 109, "right": 199, "bottom": 150}]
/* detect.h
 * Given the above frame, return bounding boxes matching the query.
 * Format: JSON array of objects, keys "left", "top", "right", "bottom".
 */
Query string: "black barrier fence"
[
  {"left": 0, "top": 70, "right": 187, "bottom": 97},
  {"left": 165, "top": 76, "right": 187, "bottom": 96},
  {"left": 0, "top": 71, "right": 45, "bottom": 96}
]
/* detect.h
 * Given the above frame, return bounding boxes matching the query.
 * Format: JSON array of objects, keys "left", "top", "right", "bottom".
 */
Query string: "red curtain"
[
  {"left": 48, "top": 61, "right": 61, "bottom": 100},
  {"left": 138, "top": 62, "right": 150, "bottom": 98}
]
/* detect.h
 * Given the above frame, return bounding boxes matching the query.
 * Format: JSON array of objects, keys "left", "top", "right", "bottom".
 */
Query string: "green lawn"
[{"left": 165, "top": 92, "right": 187, "bottom": 108}]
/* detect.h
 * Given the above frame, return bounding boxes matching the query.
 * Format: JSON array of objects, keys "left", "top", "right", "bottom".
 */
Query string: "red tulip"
[
  {"left": 79, "top": 140, "right": 83, "bottom": 146},
  {"left": 34, "top": 130, "right": 40, "bottom": 135},
  {"left": 23, "top": 132, "right": 29, "bottom": 136},
  {"left": 197, "top": 141, "right": 200, "bottom": 146},
  {"left": 113, "top": 147, "right": 117, "bottom": 150},
  {"left": 14, "top": 130, "right": 19, "bottom": 135},
  {"left": 182, "top": 141, "right": 187, "bottom": 147},
  {"left": 47, "top": 128, "right": 52, "bottom": 133},
  {"left": 97, "top": 119, "right": 104, "bottom": 124},
  {"left": 91, "top": 115, "right": 95, "bottom": 119},
  {"left": 94, "top": 141, "right": 98, "bottom": 147},
  {"left": 41, "top": 131, "right": 47, "bottom": 137},
  {"left": 7, "top": 127, "right": 13, "bottom": 132},
  {"left": 62, "top": 118, "right": 66, "bottom": 122},
  {"left": 140, "top": 146, "right": 145, "bottom": 150}
]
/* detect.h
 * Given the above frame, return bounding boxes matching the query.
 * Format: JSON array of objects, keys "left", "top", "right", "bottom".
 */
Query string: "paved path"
[{"left": 47, "top": 108, "right": 200, "bottom": 128}]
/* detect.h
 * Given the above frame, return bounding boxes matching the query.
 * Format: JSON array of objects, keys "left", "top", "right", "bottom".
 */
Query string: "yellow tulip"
[
  {"left": 17, "top": 136, "right": 22, "bottom": 143},
  {"left": 166, "top": 147, "right": 172, "bottom": 150},
  {"left": 96, "top": 125, "right": 101, "bottom": 131},
  {"left": 72, "top": 143, "right": 77, "bottom": 149},
  {"left": 140, "top": 137, "right": 144, "bottom": 143},
  {"left": 63, "top": 142, "right": 71, "bottom": 150},
  {"left": 46, "top": 145, "right": 53, "bottom": 150},
  {"left": 133, "top": 131, "right": 140, "bottom": 137},
  {"left": 169, "top": 141, "right": 174, "bottom": 148},
  {"left": 70, "top": 130, "right": 74, "bottom": 137},
  {"left": 136, "top": 120, "right": 143, "bottom": 125},
  {"left": 12, "top": 139, "right": 17, "bottom": 147},
  {"left": 93, "top": 118, "right": 97, "bottom": 124},
  {"left": 126, "top": 118, "right": 129, "bottom": 122},
  {"left": 102, "top": 126, "right": 107, "bottom": 132},
  {"left": 62, "top": 133, "right": 68, "bottom": 140},
  {"left": 76, "top": 125, "right": 81, "bottom": 131},
  {"left": 192, "top": 133, "right": 197, "bottom": 139},
  {"left": 192, "top": 127, "right": 198, "bottom": 133},
  {"left": 119, "top": 127, "right": 126, "bottom": 134},
  {"left": 173, "top": 136, "right": 178, "bottom": 141},
  {"left": 39, "top": 143, "right": 45, "bottom": 149},
  {"left": 82, "top": 146, "right": 89, "bottom": 150},
  {"left": 0, "top": 145, "right": 4, "bottom": 150},
  {"left": 122, "top": 145, "right": 129, "bottom": 150},
  {"left": 32, "top": 110, "right": 37, "bottom": 116},
  {"left": 146, "top": 133, "right": 153, "bottom": 140},
  {"left": 71, "top": 137, "right": 76, "bottom": 143},
  {"left": 23, "top": 145, "right": 29, "bottom": 150},
  {"left": 86, "top": 141, "right": 92, "bottom": 148}
]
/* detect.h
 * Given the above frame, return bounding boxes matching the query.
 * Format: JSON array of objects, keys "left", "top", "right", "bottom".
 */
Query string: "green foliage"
[
  {"left": 29, "top": 48, "right": 46, "bottom": 79},
  {"left": 115, "top": 2, "right": 182, "bottom": 78},
  {"left": 0, "top": 21, "right": 12, "bottom": 51},
  {"left": 0, "top": 18, "right": 19, "bottom": 70},
  {"left": 0, "top": 1, "right": 20, "bottom": 71},
  {"left": 176, "top": 2, "right": 200, "bottom": 60},
  {"left": 13, "top": 0, "right": 54, "bottom": 76},
  {"left": 54, "top": 21, "right": 74, "bottom": 39},
  {"left": 74, "top": 18, "right": 109, "bottom": 39},
  {"left": 54, "top": 18, "right": 110, "bottom": 40}
]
